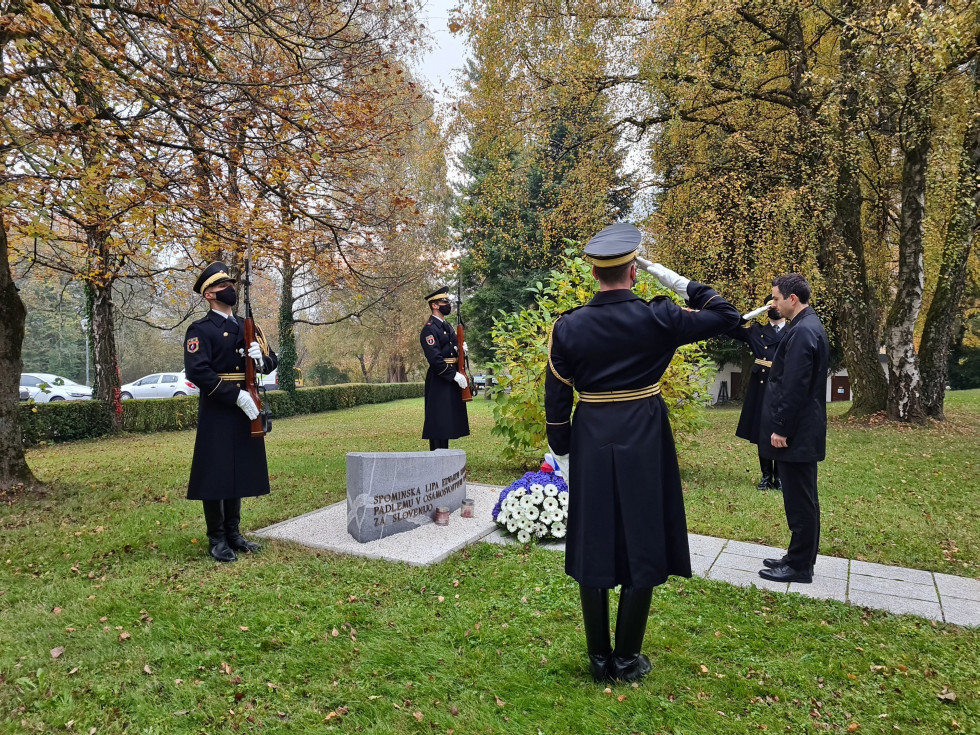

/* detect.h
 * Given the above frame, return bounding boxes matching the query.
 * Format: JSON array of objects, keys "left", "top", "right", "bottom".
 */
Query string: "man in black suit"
[
  {"left": 757, "top": 274, "right": 829, "bottom": 584},
  {"left": 185, "top": 262, "right": 278, "bottom": 562},
  {"left": 545, "top": 223, "right": 740, "bottom": 683},
  {"left": 725, "top": 297, "right": 787, "bottom": 490}
]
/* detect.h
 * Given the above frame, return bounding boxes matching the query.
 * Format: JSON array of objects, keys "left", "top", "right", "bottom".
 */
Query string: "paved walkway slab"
[{"left": 254, "top": 483, "right": 978, "bottom": 627}]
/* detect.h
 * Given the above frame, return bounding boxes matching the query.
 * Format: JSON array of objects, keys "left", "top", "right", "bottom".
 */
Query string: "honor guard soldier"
[
  {"left": 184, "top": 262, "right": 278, "bottom": 562},
  {"left": 724, "top": 296, "right": 787, "bottom": 490},
  {"left": 419, "top": 286, "right": 469, "bottom": 450},
  {"left": 544, "top": 223, "right": 740, "bottom": 683}
]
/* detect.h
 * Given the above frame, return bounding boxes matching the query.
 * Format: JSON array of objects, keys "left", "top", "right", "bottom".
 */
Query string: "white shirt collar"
[{"left": 211, "top": 309, "right": 233, "bottom": 320}]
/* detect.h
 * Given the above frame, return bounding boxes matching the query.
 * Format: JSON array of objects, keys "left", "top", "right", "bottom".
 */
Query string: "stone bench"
[{"left": 346, "top": 450, "right": 467, "bottom": 542}]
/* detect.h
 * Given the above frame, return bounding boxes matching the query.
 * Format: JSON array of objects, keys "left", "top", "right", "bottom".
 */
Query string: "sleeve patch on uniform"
[
  {"left": 186, "top": 337, "right": 199, "bottom": 353},
  {"left": 425, "top": 335, "right": 435, "bottom": 346}
]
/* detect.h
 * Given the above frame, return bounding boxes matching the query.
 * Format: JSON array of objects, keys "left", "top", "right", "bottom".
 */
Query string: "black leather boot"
[
  {"left": 579, "top": 585, "right": 612, "bottom": 683},
  {"left": 224, "top": 498, "right": 261, "bottom": 553},
  {"left": 756, "top": 475, "right": 773, "bottom": 491},
  {"left": 771, "top": 462, "right": 782, "bottom": 491},
  {"left": 610, "top": 586, "right": 653, "bottom": 683},
  {"left": 203, "top": 501, "right": 237, "bottom": 562}
]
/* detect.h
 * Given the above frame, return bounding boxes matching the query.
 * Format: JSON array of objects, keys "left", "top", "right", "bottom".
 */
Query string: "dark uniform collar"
[
  {"left": 587, "top": 289, "right": 641, "bottom": 306},
  {"left": 206, "top": 310, "right": 239, "bottom": 330}
]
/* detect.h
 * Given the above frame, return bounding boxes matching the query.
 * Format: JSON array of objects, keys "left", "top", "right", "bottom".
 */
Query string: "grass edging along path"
[{"left": 2, "top": 391, "right": 978, "bottom": 732}]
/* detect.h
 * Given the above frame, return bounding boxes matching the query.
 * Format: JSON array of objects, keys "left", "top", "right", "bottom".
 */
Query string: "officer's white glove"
[
  {"left": 547, "top": 446, "right": 570, "bottom": 488},
  {"left": 742, "top": 304, "right": 769, "bottom": 321},
  {"left": 236, "top": 390, "right": 259, "bottom": 420},
  {"left": 453, "top": 372, "right": 468, "bottom": 390},
  {"left": 247, "top": 341, "right": 262, "bottom": 360},
  {"left": 462, "top": 341, "right": 468, "bottom": 353},
  {"left": 636, "top": 256, "right": 691, "bottom": 300}
]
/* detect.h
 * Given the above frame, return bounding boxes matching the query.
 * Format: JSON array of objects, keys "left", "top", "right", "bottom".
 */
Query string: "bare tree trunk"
[
  {"left": 388, "top": 354, "right": 407, "bottom": 383},
  {"left": 0, "top": 215, "right": 39, "bottom": 489},
  {"left": 822, "top": 11, "right": 888, "bottom": 416},
  {"left": 277, "top": 254, "right": 297, "bottom": 395},
  {"left": 884, "top": 76, "right": 930, "bottom": 423},
  {"left": 87, "top": 232, "right": 123, "bottom": 431},
  {"left": 920, "top": 63, "right": 978, "bottom": 419}
]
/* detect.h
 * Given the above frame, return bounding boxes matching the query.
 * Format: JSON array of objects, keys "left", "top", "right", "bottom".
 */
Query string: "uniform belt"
[
  {"left": 754, "top": 359, "right": 773, "bottom": 368},
  {"left": 577, "top": 383, "right": 661, "bottom": 403},
  {"left": 444, "top": 358, "right": 457, "bottom": 364},
  {"left": 217, "top": 372, "right": 246, "bottom": 380}
]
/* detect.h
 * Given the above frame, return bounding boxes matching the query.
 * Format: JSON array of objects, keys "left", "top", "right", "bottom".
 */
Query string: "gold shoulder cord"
[
  {"left": 547, "top": 317, "right": 573, "bottom": 388},
  {"left": 254, "top": 325, "right": 270, "bottom": 356}
]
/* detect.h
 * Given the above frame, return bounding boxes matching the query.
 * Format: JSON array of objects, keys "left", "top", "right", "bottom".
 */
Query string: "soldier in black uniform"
[
  {"left": 419, "top": 286, "right": 469, "bottom": 450},
  {"left": 545, "top": 224, "right": 740, "bottom": 683},
  {"left": 725, "top": 297, "right": 787, "bottom": 490},
  {"left": 184, "top": 262, "right": 278, "bottom": 562}
]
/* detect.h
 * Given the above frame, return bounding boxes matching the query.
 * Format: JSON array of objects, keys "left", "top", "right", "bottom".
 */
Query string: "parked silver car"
[
  {"left": 20, "top": 373, "right": 93, "bottom": 402},
  {"left": 120, "top": 371, "right": 199, "bottom": 400}
]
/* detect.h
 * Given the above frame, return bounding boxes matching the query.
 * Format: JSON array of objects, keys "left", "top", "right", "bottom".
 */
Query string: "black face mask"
[
  {"left": 767, "top": 307, "right": 781, "bottom": 321},
  {"left": 213, "top": 286, "right": 237, "bottom": 307},
  {"left": 438, "top": 304, "right": 452, "bottom": 316}
]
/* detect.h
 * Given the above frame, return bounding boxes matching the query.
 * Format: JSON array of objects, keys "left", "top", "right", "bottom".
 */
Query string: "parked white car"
[
  {"left": 120, "top": 371, "right": 199, "bottom": 400},
  {"left": 20, "top": 373, "right": 93, "bottom": 402}
]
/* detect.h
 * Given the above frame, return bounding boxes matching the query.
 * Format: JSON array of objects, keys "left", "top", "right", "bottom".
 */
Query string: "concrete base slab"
[{"left": 253, "top": 483, "right": 501, "bottom": 567}]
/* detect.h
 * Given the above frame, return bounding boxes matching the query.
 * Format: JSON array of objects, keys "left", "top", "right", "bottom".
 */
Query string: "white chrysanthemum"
[
  {"left": 542, "top": 496, "right": 558, "bottom": 512},
  {"left": 524, "top": 505, "right": 539, "bottom": 521},
  {"left": 517, "top": 529, "right": 531, "bottom": 543},
  {"left": 520, "top": 494, "right": 534, "bottom": 508},
  {"left": 497, "top": 508, "right": 510, "bottom": 523},
  {"left": 552, "top": 522, "right": 566, "bottom": 538},
  {"left": 543, "top": 483, "right": 558, "bottom": 497},
  {"left": 538, "top": 510, "right": 553, "bottom": 524},
  {"left": 529, "top": 482, "right": 544, "bottom": 494},
  {"left": 534, "top": 523, "right": 547, "bottom": 538},
  {"left": 530, "top": 488, "right": 545, "bottom": 503},
  {"left": 506, "top": 521, "right": 518, "bottom": 534},
  {"left": 558, "top": 493, "right": 569, "bottom": 507}
]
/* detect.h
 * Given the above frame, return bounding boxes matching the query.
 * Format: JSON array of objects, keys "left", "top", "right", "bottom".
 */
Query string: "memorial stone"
[{"left": 346, "top": 450, "right": 467, "bottom": 542}]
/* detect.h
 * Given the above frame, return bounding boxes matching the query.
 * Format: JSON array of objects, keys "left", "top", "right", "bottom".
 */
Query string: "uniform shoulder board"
[
  {"left": 559, "top": 303, "right": 587, "bottom": 317},
  {"left": 651, "top": 295, "right": 672, "bottom": 303},
  {"left": 192, "top": 314, "right": 211, "bottom": 325}
]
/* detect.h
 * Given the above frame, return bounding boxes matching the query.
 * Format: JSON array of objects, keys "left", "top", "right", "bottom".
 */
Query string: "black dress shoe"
[
  {"left": 763, "top": 556, "right": 787, "bottom": 569},
  {"left": 772, "top": 477, "right": 783, "bottom": 491},
  {"left": 588, "top": 653, "right": 612, "bottom": 683},
  {"left": 610, "top": 653, "right": 652, "bottom": 683},
  {"left": 756, "top": 475, "right": 773, "bottom": 491},
  {"left": 227, "top": 533, "right": 261, "bottom": 553},
  {"left": 758, "top": 564, "right": 811, "bottom": 583},
  {"left": 208, "top": 539, "right": 237, "bottom": 563}
]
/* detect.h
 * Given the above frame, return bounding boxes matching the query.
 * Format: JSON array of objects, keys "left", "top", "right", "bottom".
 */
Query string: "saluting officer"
[
  {"left": 545, "top": 223, "right": 740, "bottom": 683},
  {"left": 419, "top": 286, "right": 469, "bottom": 451},
  {"left": 725, "top": 296, "right": 787, "bottom": 490},
  {"left": 184, "top": 262, "right": 278, "bottom": 563}
]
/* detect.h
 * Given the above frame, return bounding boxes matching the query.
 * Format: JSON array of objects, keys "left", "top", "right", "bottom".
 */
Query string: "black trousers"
[
  {"left": 758, "top": 454, "right": 779, "bottom": 482},
  {"left": 779, "top": 460, "right": 820, "bottom": 570},
  {"left": 429, "top": 438, "right": 449, "bottom": 451}
]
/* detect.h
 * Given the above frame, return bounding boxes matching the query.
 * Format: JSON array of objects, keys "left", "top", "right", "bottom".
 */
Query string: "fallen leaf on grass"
[
  {"left": 52, "top": 607, "right": 62, "bottom": 614},
  {"left": 450, "top": 705, "right": 459, "bottom": 716},
  {"left": 494, "top": 695, "right": 506, "bottom": 707},
  {"left": 118, "top": 632, "right": 130, "bottom": 642},
  {"left": 331, "top": 627, "right": 339, "bottom": 637},
  {"left": 143, "top": 665, "right": 152, "bottom": 675},
  {"left": 617, "top": 695, "right": 626, "bottom": 702},
  {"left": 50, "top": 647, "right": 64, "bottom": 659},
  {"left": 413, "top": 711, "right": 423, "bottom": 721},
  {"left": 68, "top": 668, "right": 78, "bottom": 676},
  {"left": 221, "top": 661, "right": 232, "bottom": 675},
  {"left": 937, "top": 686, "right": 957, "bottom": 702},
  {"left": 700, "top": 665, "right": 709, "bottom": 673},
  {"left": 847, "top": 723, "right": 859, "bottom": 732}
]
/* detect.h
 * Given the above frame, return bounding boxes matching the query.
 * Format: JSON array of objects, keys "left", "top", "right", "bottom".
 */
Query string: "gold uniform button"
[{"left": 223, "top": 332, "right": 229, "bottom": 337}]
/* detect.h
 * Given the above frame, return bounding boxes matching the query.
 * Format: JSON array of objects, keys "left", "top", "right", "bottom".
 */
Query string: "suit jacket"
[{"left": 758, "top": 307, "right": 829, "bottom": 463}]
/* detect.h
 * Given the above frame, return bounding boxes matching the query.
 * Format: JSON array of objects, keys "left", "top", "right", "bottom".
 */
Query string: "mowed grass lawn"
[{"left": 2, "top": 391, "right": 978, "bottom": 733}]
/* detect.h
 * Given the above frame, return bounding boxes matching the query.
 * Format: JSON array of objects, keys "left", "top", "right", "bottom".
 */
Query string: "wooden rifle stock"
[
  {"left": 243, "top": 317, "right": 266, "bottom": 437},
  {"left": 456, "top": 323, "right": 473, "bottom": 402}
]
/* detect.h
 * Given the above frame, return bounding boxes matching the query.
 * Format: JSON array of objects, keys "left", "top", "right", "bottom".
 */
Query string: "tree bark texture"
[
  {"left": 0, "top": 215, "right": 39, "bottom": 489},
  {"left": 884, "top": 76, "right": 931, "bottom": 423},
  {"left": 277, "top": 257, "right": 297, "bottom": 395},
  {"left": 822, "top": 17, "right": 888, "bottom": 416},
  {"left": 919, "top": 65, "right": 979, "bottom": 418}
]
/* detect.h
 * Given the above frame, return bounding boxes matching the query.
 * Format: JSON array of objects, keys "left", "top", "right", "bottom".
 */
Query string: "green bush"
[
  {"left": 489, "top": 253, "right": 716, "bottom": 464},
  {"left": 19, "top": 382, "right": 424, "bottom": 446}
]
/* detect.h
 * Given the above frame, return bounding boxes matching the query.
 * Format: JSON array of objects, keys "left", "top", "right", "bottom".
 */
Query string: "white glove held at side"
[
  {"left": 248, "top": 341, "right": 262, "bottom": 360},
  {"left": 236, "top": 390, "right": 259, "bottom": 420},
  {"left": 547, "top": 445, "right": 570, "bottom": 489},
  {"left": 742, "top": 304, "right": 769, "bottom": 321},
  {"left": 453, "top": 372, "right": 468, "bottom": 390}
]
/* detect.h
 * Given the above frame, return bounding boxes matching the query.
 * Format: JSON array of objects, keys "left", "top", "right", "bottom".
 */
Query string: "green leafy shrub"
[
  {"left": 489, "top": 254, "right": 716, "bottom": 465},
  {"left": 19, "top": 383, "right": 424, "bottom": 446}
]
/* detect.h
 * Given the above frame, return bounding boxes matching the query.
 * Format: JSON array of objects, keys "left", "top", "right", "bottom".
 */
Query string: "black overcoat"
[
  {"left": 545, "top": 284, "right": 740, "bottom": 589},
  {"left": 420, "top": 317, "right": 469, "bottom": 441},
  {"left": 184, "top": 311, "right": 278, "bottom": 501},
  {"left": 758, "top": 307, "right": 829, "bottom": 463},
  {"left": 726, "top": 321, "right": 787, "bottom": 443}
]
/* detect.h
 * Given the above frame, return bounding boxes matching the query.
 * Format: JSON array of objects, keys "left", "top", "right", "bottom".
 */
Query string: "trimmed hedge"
[{"left": 20, "top": 382, "right": 424, "bottom": 447}]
